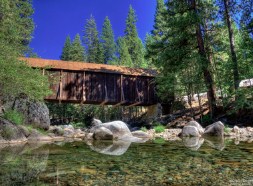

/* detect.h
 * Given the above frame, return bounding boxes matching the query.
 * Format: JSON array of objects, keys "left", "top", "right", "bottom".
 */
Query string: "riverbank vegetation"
[{"left": 1, "top": 0, "right": 253, "bottom": 128}]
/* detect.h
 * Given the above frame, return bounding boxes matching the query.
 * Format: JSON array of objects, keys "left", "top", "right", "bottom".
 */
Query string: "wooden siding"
[{"left": 44, "top": 70, "right": 157, "bottom": 106}]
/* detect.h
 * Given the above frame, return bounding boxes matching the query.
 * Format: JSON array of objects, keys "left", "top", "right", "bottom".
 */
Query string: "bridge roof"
[{"left": 21, "top": 58, "right": 157, "bottom": 77}]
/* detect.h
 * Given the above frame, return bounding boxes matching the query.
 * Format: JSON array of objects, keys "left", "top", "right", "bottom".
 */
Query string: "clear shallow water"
[{"left": 0, "top": 139, "right": 252, "bottom": 186}]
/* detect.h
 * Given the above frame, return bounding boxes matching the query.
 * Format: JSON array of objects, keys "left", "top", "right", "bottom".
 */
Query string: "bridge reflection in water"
[{"left": 22, "top": 58, "right": 157, "bottom": 106}]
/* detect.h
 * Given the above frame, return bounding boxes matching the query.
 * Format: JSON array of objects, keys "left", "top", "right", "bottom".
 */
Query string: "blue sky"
[{"left": 30, "top": 0, "right": 157, "bottom": 59}]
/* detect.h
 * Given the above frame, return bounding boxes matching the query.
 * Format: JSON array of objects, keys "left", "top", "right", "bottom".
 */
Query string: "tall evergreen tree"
[
  {"left": 69, "top": 34, "right": 85, "bottom": 61},
  {"left": 152, "top": 0, "right": 167, "bottom": 41},
  {"left": 117, "top": 37, "right": 132, "bottom": 66},
  {"left": 0, "top": 0, "right": 50, "bottom": 100},
  {"left": 101, "top": 16, "right": 116, "bottom": 64},
  {"left": 60, "top": 36, "right": 71, "bottom": 61},
  {"left": 83, "top": 15, "right": 103, "bottom": 63},
  {"left": 124, "top": 5, "right": 144, "bottom": 67}
]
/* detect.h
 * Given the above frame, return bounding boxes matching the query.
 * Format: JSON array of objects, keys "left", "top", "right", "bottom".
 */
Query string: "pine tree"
[
  {"left": 60, "top": 36, "right": 71, "bottom": 61},
  {"left": 69, "top": 34, "right": 85, "bottom": 61},
  {"left": 83, "top": 15, "right": 103, "bottom": 63},
  {"left": 117, "top": 37, "right": 132, "bottom": 66},
  {"left": 101, "top": 16, "right": 116, "bottom": 64},
  {"left": 152, "top": 0, "right": 167, "bottom": 41},
  {"left": 0, "top": 0, "right": 50, "bottom": 100},
  {"left": 124, "top": 5, "right": 144, "bottom": 67}
]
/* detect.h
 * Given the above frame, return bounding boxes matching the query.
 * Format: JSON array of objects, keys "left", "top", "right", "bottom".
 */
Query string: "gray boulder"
[
  {"left": 179, "top": 121, "right": 204, "bottom": 137},
  {"left": 91, "top": 118, "right": 102, "bottom": 126},
  {"left": 3, "top": 97, "right": 50, "bottom": 130},
  {"left": 180, "top": 126, "right": 200, "bottom": 137},
  {"left": 93, "top": 127, "right": 113, "bottom": 140},
  {"left": 203, "top": 121, "right": 224, "bottom": 137},
  {"left": 186, "top": 121, "right": 204, "bottom": 135},
  {"left": 0, "top": 117, "right": 27, "bottom": 143},
  {"left": 90, "top": 121, "right": 132, "bottom": 139}
]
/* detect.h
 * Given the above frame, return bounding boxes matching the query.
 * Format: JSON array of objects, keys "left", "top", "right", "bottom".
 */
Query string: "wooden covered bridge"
[{"left": 23, "top": 58, "right": 158, "bottom": 106}]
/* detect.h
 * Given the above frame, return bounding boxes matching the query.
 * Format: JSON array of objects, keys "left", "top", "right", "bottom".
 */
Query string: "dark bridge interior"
[{"left": 23, "top": 58, "right": 158, "bottom": 106}]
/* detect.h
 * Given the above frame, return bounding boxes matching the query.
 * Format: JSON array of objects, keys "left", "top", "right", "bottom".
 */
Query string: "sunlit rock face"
[
  {"left": 3, "top": 97, "right": 50, "bottom": 130},
  {"left": 179, "top": 121, "right": 204, "bottom": 137}
]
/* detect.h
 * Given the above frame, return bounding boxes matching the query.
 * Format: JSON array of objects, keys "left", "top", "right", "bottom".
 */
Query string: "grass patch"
[
  {"left": 153, "top": 138, "right": 165, "bottom": 144},
  {"left": 3, "top": 109, "right": 24, "bottom": 125},
  {"left": 154, "top": 125, "right": 165, "bottom": 133},
  {"left": 141, "top": 127, "right": 147, "bottom": 132},
  {"left": 25, "top": 125, "right": 48, "bottom": 135},
  {"left": 1, "top": 125, "right": 14, "bottom": 140}
]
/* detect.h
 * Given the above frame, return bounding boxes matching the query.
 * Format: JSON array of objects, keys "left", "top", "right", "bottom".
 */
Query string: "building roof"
[{"left": 21, "top": 57, "right": 157, "bottom": 77}]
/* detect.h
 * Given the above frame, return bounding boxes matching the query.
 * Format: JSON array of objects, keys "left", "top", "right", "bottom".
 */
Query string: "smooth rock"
[
  {"left": 132, "top": 131, "right": 150, "bottom": 139},
  {"left": 203, "top": 121, "right": 224, "bottom": 137},
  {"left": 93, "top": 127, "right": 113, "bottom": 140},
  {"left": 186, "top": 121, "right": 204, "bottom": 135},
  {"left": 180, "top": 126, "right": 200, "bottom": 137}
]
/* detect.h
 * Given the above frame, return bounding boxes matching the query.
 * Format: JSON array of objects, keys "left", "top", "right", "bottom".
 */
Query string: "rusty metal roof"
[{"left": 21, "top": 58, "right": 157, "bottom": 77}]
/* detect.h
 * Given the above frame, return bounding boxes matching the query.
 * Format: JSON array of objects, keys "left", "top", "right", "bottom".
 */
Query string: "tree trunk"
[
  {"left": 191, "top": 0, "right": 216, "bottom": 117},
  {"left": 224, "top": 0, "right": 240, "bottom": 91}
]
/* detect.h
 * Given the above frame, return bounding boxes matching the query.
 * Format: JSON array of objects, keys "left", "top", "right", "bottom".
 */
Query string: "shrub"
[
  {"left": 1, "top": 125, "right": 14, "bottom": 140},
  {"left": 141, "top": 127, "right": 147, "bottom": 132},
  {"left": 3, "top": 109, "right": 24, "bottom": 125},
  {"left": 154, "top": 125, "right": 165, "bottom": 133}
]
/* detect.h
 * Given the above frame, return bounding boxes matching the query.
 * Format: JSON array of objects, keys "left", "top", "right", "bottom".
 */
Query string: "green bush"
[
  {"left": 3, "top": 109, "right": 24, "bottom": 125},
  {"left": 1, "top": 125, "right": 14, "bottom": 140},
  {"left": 154, "top": 125, "right": 165, "bottom": 133},
  {"left": 141, "top": 127, "right": 147, "bottom": 132}
]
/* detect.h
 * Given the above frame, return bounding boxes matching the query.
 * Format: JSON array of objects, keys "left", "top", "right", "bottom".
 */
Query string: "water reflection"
[
  {"left": 0, "top": 143, "right": 49, "bottom": 186},
  {"left": 182, "top": 137, "right": 204, "bottom": 151},
  {"left": 0, "top": 138, "right": 252, "bottom": 185},
  {"left": 88, "top": 140, "right": 131, "bottom": 156}
]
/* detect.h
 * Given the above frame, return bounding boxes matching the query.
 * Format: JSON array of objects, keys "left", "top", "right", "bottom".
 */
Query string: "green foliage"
[
  {"left": 83, "top": 15, "right": 103, "bottom": 63},
  {"left": 124, "top": 5, "right": 145, "bottom": 67},
  {"left": 201, "top": 114, "right": 212, "bottom": 125},
  {"left": 141, "top": 127, "right": 147, "bottom": 132},
  {"left": 3, "top": 109, "right": 24, "bottom": 125},
  {"left": 69, "top": 34, "right": 86, "bottom": 61},
  {"left": 0, "top": 125, "right": 14, "bottom": 140},
  {"left": 153, "top": 137, "right": 165, "bottom": 144},
  {"left": 101, "top": 17, "right": 116, "bottom": 64},
  {"left": 154, "top": 125, "right": 165, "bottom": 133},
  {"left": 224, "top": 124, "right": 231, "bottom": 134},
  {"left": 0, "top": 0, "right": 51, "bottom": 100},
  {"left": 117, "top": 37, "right": 132, "bottom": 66},
  {"left": 60, "top": 36, "right": 72, "bottom": 60}
]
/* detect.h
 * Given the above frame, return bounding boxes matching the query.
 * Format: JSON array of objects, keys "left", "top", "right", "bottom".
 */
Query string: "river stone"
[
  {"left": 203, "top": 121, "right": 224, "bottom": 137},
  {"left": 186, "top": 121, "right": 204, "bottom": 135},
  {"left": 0, "top": 118, "right": 27, "bottom": 143},
  {"left": 180, "top": 126, "right": 201, "bottom": 137},
  {"left": 90, "top": 121, "right": 132, "bottom": 139},
  {"left": 93, "top": 127, "right": 113, "bottom": 140},
  {"left": 132, "top": 131, "right": 150, "bottom": 139},
  {"left": 91, "top": 118, "right": 102, "bottom": 126},
  {"left": 3, "top": 97, "right": 50, "bottom": 130}
]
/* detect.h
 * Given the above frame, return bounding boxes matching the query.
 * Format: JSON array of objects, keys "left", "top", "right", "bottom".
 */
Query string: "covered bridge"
[{"left": 22, "top": 58, "right": 158, "bottom": 106}]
